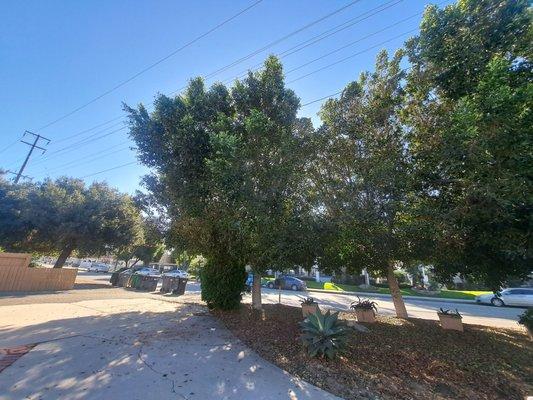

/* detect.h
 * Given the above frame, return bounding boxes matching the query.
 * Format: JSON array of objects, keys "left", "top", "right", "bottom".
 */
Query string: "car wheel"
[
  {"left": 267, "top": 282, "right": 274, "bottom": 289},
  {"left": 491, "top": 297, "right": 504, "bottom": 307},
  {"left": 291, "top": 284, "right": 298, "bottom": 291}
]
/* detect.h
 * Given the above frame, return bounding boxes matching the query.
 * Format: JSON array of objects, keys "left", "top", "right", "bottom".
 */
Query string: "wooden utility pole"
[{"left": 14, "top": 131, "right": 50, "bottom": 183}]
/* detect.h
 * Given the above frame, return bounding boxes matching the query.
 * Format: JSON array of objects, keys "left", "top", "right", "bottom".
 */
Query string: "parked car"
[
  {"left": 87, "top": 263, "right": 110, "bottom": 273},
  {"left": 266, "top": 276, "right": 307, "bottom": 291},
  {"left": 133, "top": 267, "right": 161, "bottom": 277},
  {"left": 162, "top": 269, "right": 188, "bottom": 278},
  {"left": 475, "top": 288, "right": 533, "bottom": 307}
]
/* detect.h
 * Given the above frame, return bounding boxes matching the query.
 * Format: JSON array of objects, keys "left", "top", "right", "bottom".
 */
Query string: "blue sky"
[{"left": 0, "top": 0, "right": 452, "bottom": 193}]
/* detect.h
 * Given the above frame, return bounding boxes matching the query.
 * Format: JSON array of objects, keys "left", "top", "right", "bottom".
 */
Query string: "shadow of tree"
[{"left": 0, "top": 304, "right": 337, "bottom": 400}]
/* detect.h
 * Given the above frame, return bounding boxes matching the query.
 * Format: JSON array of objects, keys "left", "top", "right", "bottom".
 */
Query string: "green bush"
[
  {"left": 300, "top": 309, "right": 348, "bottom": 359},
  {"left": 200, "top": 260, "right": 246, "bottom": 310}
]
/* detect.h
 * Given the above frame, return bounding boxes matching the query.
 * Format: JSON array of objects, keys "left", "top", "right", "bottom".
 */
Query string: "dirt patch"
[{"left": 213, "top": 304, "right": 532, "bottom": 400}]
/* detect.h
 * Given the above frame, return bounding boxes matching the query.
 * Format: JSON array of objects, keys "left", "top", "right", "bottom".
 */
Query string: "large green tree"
[
  {"left": 403, "top": 0, "right": 532, "bottom": 288},
  {"left": 126, "top": 56, "right": 312, "bottom": 309},
  {"left": 309, "top": 50, "right": 426, "bottom": 318},
  {"left": 0, "top": 176, "right": 144, "bottom": 268}
]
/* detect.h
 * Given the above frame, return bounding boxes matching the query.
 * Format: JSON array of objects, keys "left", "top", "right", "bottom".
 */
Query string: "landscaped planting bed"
[{"left": 213, "top": 304, "right": 532, "bottom": 400}]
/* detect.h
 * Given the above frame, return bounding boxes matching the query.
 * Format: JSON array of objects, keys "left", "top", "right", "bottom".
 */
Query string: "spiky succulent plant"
[{"left": 300, "top": 308, "right": 348, "bottom": 359}]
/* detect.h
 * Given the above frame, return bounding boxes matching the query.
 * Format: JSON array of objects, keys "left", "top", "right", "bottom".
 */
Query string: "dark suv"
[{"left": 266, "top": 276, "right": 307, "bottom": 291}]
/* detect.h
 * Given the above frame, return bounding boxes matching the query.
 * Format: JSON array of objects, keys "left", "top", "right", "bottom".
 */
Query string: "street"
[
  {"left": 255, "top": 286, "right": 526, "bottom": 329},
  {"left": 33, "top": 271, "right": 528, "bottom": 329}
]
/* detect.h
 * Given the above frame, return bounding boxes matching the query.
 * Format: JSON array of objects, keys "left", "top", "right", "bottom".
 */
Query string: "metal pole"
[
  {"left": 13, "top": 131, "right": 51, "bottom": 184},
  {"left": 14, "top": 135, "right": 39, "bottom": 183}
]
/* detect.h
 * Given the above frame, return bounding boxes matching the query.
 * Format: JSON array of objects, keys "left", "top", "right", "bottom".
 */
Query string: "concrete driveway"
[{"left": 0, "top": 285, "right": 340, "bottom": 400}]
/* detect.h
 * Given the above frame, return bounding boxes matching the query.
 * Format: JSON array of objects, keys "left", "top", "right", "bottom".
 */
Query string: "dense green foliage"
[
  {"left": 300, "top": 309, "right": 347, "bottom": 359},
  {"left": 404, "top": 0, "right": 532, "bottom": 289},
  {"left": 0, "top": 174, "right": 144, "bottom": 267},
  {"left": 126, "top": 57, "right": 313, "bottom": 309},
  {"left": 125, "top": 0, "right": 531, "bottom": 309},
  {"left": 200, "top": 259, "right": 246, "bottom": 310}
]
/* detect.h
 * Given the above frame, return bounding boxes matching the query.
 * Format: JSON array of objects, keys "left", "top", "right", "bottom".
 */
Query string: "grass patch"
[
  {"left": 305, "top": 280, "right": 491, "bottom": 300},
  {"left": 214, "top": 304, "right": 532, "bottom": 400}
]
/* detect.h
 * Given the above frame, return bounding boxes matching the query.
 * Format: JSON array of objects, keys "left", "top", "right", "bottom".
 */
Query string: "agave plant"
[
  {"left": 300, "top": 308, "right": 347, "bottom": 359},
  {"left": 437, "top": 308, "right": 462, "bottom": 318},
  {"left": 350, "top": 296, "right": 378, "bottom": 312},
  {"left": 298, "top": 296, "right": 317, "bottom": 305}
]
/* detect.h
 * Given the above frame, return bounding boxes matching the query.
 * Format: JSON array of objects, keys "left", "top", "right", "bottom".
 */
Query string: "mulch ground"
[{"left": 212, "top": 304, "right": 532, "bottom": 400}]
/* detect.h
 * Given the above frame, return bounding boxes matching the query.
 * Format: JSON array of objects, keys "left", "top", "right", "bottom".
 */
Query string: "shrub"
[
  {"left": 518, "top": 309, "right": 533, "bottom": 331},
  {"left": 200, "top": 260, "right": 246, "bottom": 310},
  {"left": 300, "top": 309, "right": 347, "bottom": 359}
]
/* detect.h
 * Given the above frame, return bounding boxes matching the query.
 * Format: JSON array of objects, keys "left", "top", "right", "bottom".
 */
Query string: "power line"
[
  {"left": 25, "top": 126, "right": 128, "bottom": 170},
  {"left": 53, "top": 117, "right": 125, "bottom": 145},
  {"left": 80, "top": 161, "right": 138, "bottom": 179},
  {"left": 13, "top": 1, "right": 441, "bottom": 174},
  {"left": 287, "top": 28, "right": 419, "bottom": 84},
  {"left": 286, "top": 10, "right": 420, "bottom": 74},
  {"left": 35, "top": 142, "right": 133, "bottom": 177},
  {"left": 0, "top": 139, "right": 21, "bottom": 156},
  {"left": 202, "top": 0, "right": 362, "bottom": 81},
  {"left": 301, "top": 91, "right": 343, "bottom": 107},
  {"left": 23, "top": 4, "right": 414, "bottom": 170},
  {"left": 22, "top": 0, "right": 360, "bottom": 152},
  {"left": 227, "top": 0, "right": 404, "bottom": 82},
  {"left": 21, "top": 0, "right": 372, "bottom": 160},
  {"left": 33, "top": 0, "right": 264, "bottom": 133}
]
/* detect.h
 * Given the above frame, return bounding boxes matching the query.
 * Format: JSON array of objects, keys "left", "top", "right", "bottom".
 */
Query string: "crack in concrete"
[{"left": 136, "top": 341, "right": 188, "bottom": 400}]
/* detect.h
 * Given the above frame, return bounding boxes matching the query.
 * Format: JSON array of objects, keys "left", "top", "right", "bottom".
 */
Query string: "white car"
[
  {"left": 475, "top": 288, "right": 533, "bottom": 307},
  {"left": 133, "top": 267, "right": 161, "bottom": 277},
  {"left": 163, "top": 269, "right": 188, "bottom": 278},
  {"left": 87, "top": 263, "right": 110, "bottom": 273}
]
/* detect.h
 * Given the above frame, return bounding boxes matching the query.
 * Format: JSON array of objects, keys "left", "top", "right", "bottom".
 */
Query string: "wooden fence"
[{"left": 0, "top": 253, "right": 78, "bottom": 292}]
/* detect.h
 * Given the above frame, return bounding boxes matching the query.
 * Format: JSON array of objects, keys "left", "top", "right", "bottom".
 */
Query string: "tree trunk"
[
  {"left": 252, "top": 273, "right": 262, "bottom": 310},
  {"left": 53, "top": 243, "right": 75, "bottom": 268},
  {"left": 387, "top": 263, "right": 408, "bottom": 318}
]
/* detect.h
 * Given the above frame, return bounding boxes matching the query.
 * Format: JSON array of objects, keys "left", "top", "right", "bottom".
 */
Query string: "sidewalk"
[
  {"left": 0, "top": 290, "right": 340, "bottom": 400},
  {"left": 307, "top": 287, "right": 475, "bottom": 304}
]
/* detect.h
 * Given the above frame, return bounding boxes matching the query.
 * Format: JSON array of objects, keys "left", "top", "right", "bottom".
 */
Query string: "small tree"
[
  {"left": 0, "top": 177, "right": 144, "bottom": 268},
  {"left": 310, "top": 51, "right": 426, "bottom": 318},
  {"left": 126, "top": 56, "right": 312, "bottom": 310}
]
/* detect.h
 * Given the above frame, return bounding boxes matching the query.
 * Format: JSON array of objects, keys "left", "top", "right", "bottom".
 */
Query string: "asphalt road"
[
  {"left": 179, "top": 278, "right": 525, "bottom": 329},
  {"left": 2, "top": 271, "right": 524, "bottom": 329}
]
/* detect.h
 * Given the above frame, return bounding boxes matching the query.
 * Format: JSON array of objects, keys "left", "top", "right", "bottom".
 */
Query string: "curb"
[{"left": 306, "top": 288, "right": 476, "bottom": 304}]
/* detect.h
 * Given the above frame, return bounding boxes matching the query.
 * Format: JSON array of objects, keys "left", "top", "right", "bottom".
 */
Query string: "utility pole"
[
  {"left": 14, "top": 131, "right": 50, "bottom": 184},
  {"left": 5, "top": 170, "right": 32, "bottom": 182}
]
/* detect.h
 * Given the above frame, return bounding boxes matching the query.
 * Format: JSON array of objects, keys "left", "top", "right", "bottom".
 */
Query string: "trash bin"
[
  {"left": 173, "top": 278, "right": 188, "bottom": 295},
  {"left": 160, "top": 277, "right": 187, "bottom": 295},
  {"left": 118, "top": 271, "right": 132, "bottom": 287},
  {"left": 126, "top": 274, "right": 142, "bottom": 289},
  {"left": 138, "top": 275, "right": 159, "bottom": 291},
  {"left": 160, "top": 276, "right": 178, "bottom": 293}
]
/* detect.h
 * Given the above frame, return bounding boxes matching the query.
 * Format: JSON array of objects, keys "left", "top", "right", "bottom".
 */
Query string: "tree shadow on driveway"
[{"left": 0, "top": 304, "right": 340, "bottom": 400}]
